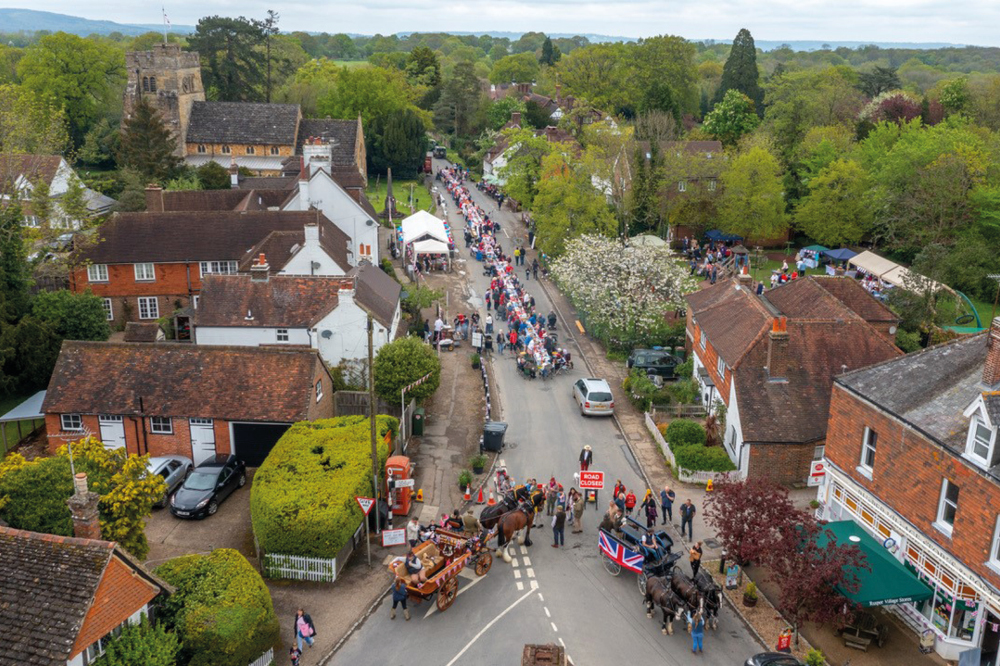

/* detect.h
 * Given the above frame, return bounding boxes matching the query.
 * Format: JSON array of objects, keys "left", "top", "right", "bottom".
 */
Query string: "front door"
[
  {"left": 98, "top": 415, "right": 126, "bottom": 449},
  {"left": 189, "top": 419, "right": 216, "bottom": 465},
  {"left": 982, "top": 611, "right": 1000, "bottom": 666}
]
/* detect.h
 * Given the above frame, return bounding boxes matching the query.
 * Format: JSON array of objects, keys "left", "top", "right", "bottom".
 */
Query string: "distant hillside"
[{"left": 0, "top": 8, "right": 194, "bottom": 36}]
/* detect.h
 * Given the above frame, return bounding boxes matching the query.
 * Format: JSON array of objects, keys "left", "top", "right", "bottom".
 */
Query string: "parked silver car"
[
  {"left": 573, "top": 378, "right": 615, "bottom": 417},
  {"left": 147, "top": 455, "right": 193, "bottom": 508}
]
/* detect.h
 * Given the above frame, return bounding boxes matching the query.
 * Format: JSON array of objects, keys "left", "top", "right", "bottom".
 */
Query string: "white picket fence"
[
  {"left": 263, "top": 553, "right": 337, "bottom": 582},
  {"left": 248, "top": 648, "right": 273, "bottom": 666},
  {"left": 644, "top": 412, "right": 734, "bottom": 485}
]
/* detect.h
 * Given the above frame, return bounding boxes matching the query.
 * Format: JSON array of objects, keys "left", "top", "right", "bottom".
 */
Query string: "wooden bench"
[{"left": 844, "top": 634, "right": 872, "bottom": 651}]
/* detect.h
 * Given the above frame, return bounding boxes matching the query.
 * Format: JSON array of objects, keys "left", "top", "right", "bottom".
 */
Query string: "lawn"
[{"left": 367, "top": 178, "right": 435, "bottom": 216}]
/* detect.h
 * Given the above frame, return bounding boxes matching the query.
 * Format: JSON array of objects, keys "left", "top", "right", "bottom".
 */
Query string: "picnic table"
[{"left": 837, "top": 611, "right": 889, "bottom": 651}]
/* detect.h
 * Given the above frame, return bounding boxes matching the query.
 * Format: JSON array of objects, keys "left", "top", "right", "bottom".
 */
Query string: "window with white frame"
[
  {"left": 717, "top": 357, "right": 727, "bottom": 378},
  {"left": 699, "top": 330, "right": 707, "bottom": 351},
  {"left": 276, "top": 328, "right": 289, "bottom": 342},
  {"left": 936, "top": 478, "right": 959, "bottom": 534},
  {"left": 990, "top": 516, "right": 1000, "bottom": 568},
  {"left": 22, "top": 215, "right": 39, "bottom": 227},
  {"left": 197, "top": 144, "right": 206, "bottom": 154},
  {"left": 102, "top": 298, "right": 113, "bottom": 321},
  {"left": 138, "top": 297, "right": 159, "bottom": 320},
  {"left": 200, "top": 261, "right": 238, "bottom": 276},
  {"left": 84, "top": 618, "right": 129, "bottom": 662},
  {"left": 134, "top": 262, "right": 155, "bottom": 281},
  {"left": 61, "top": 414, "right": 83, "bottom": 431},
  {"left": 967, "top": 415, "right": 994, "bottom": 463},
  {"left": 860, "top": 427, "right": 877, "bottom": 472},
  {"left": 192, "top": 295, "right": 199, "bottom": 309},
  {"left": 315, "top": 380, "right": 324, "bottom": 402},
  {"left": 87, "top": 264, "right": 108, "bottom": 283},
  {"left": 359, "top": 243, "right": 372, "bottom": 258},
  {"left": 709, "top": 179, "right": 717, "bottom": 191},
  {"left": 678, "top": 180, "right": 687, "bottom": 192},
  {"left": 270, "top": 146, "right": 279, "bottom": 155},
  {"left": 246, "top": 145, "right": 256, "bottom": 155},
  {"left": 150, "top": 416, "right": 173, "bottom": 434}
]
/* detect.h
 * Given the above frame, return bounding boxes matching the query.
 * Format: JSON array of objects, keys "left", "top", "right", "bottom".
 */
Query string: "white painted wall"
[
  {"left": 723, "top": 380, "right": 748, "bottom": 479},
  {"left": 284, "top": 170, "right": 379, "bottom": 265},
  {"left": 279, "top": 224, "right": 348, "bottom": 276},
  {"left": 194, "top": 326, "right": 311, "bottom": 347}
]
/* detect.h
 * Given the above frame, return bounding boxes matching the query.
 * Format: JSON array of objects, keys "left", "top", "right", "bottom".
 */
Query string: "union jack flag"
[{"left": 599, "top": 530, "right": 644, "bottom": 573}]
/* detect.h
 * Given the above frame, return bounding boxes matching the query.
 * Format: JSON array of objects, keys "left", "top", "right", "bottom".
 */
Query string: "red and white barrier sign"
[{"left": 579, "top": 471, "right": 605, "bottom": 490}]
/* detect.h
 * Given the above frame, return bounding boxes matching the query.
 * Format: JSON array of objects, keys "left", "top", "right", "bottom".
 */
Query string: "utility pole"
[{"left": 367, "top": 313, "right": 380, "bottom": 547}]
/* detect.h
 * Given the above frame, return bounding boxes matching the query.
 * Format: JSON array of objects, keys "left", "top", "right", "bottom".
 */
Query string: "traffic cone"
[
  {"left": 415, "top": 488, "right": 424, "bottom": 502},
  {"left": 706, "top": 479, "right": 714, "bottom": 492},
  {"left": 477, "top": 486, "right": 485, "bottom": 504},
  {"left": 487, "top": 492, "right": 497, "bottom": 506},
  {"left": 464, "top": 485, "right": 472, "bottom": 501}
]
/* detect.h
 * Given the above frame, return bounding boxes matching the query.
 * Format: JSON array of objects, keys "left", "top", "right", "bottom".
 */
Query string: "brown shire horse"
[
  {"left": 644, "top": 575, "right": 685, "bottom": 635},
  {"left": 481, "top": 490, "right": 544, "bottom": 561},
  {"left": 480, "top": 487, "right": 542, "bottom": 530}
]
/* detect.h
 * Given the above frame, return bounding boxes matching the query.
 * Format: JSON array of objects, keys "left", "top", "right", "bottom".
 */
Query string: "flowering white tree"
[{"left": 551, "top": 234, "right": 698, "bottom": 349}]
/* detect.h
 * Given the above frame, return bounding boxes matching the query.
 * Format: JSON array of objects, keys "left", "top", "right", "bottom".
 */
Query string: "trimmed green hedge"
[
  {"left": 674, "top": 443, "right": 737, "bottom": 473},
  {"left": 666, "top": 419, "right": 706, "bottom": 448},
  {"left": 155, "top": 549, "right": 279, "bottom": 666},
  {"left": 250, "top": 416, "right": 397, "bottom": 559}
]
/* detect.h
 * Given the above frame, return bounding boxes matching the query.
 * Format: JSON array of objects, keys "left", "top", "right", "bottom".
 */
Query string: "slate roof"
[
  {"left": 983, "top": 392, "right": 1000, "bottom": 426},
  {"left": 348, "top": 260, "right": 402, "bottom": 329},
  {"left": 236, "top": 223, "right": 352, "bottom": 274},
  {"left": 186, "top": 102, "right": 301, "bottom": 145},
  {"left": 77, "top": 211, "right": 348, "bottom": 265},
  {"left": 196, "top": 275, "right": 351, "bottom": 328},
  {"left": 123, "top": 322, "right": 161, "bottom": 342},
  {"left": 837, "top": 334, "right": 987, "bottom": 453},
  {"left": 296, "top": 119, "right": 360, "bottom": 167},
  {"left": 42, "top": 342, "right": 326, "bottom": 422},
  {"left": 238, "top": 176, "right": 298, "bottom": 191},
  {"left": 150, "top": 188, "right": 289, "bottom": 212}
]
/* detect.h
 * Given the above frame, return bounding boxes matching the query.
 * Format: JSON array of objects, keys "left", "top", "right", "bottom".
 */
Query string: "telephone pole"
[{"left": 368, "top": 313, "right": 380, "bottom": 545}]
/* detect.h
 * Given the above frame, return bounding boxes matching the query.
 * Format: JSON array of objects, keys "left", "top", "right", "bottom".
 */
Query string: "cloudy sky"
[{"left": 31, "top": 1, "right": 1000, "bottom": 46}]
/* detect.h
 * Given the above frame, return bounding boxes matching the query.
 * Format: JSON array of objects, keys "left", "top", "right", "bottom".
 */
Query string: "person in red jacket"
[{"left": 624, "top": 490, "right": 637, "bottom": 516}]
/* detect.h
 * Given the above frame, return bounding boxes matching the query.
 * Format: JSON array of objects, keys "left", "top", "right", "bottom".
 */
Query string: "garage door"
[{"left": 231, "top": 422, "right": 291, "bottom": 467}]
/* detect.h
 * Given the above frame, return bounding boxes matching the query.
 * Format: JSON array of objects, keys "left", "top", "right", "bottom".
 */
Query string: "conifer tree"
[{"left": 715, "top": 29, "right": 764, "bottom": 116}]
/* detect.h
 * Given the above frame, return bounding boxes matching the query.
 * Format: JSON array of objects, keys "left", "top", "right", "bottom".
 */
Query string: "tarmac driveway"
[{"left": 143, "top": 469, "right": 257, "bottom": 568}]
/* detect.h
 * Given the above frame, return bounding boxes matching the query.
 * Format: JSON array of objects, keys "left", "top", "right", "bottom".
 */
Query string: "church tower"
[{"left": 124, "top": 44, "right": 205, "bottom": 156}]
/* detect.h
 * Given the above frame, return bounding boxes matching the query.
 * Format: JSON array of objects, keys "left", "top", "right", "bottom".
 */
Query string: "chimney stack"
[
  {"left": 767, "top": 316, "right": 790, "bottom": 381},
  {"left": 145, "top": 185, "right": 164, "bottom": 212},
  {"left": 229, "top": 156, "right": 239, "bottom": 189},
  {"left": 67, "top": 473, "right": 101, "bottom": 540},
  {"left": 250, "top": 253, "right": 269, "bottom": 282},
  {"left": 511, "top": 111, "right": 522, "bottom": 127},
  {"left": 737, "top": 265, "right": 753, "bottom": 289},
  {"left": 983, "top": 317, "right": 1000, "bottom": 386}
]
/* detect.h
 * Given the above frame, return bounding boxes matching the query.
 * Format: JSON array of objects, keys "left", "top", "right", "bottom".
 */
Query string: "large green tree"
[
  {"left": 317, "top": 66, "right": 416, "bottom": 130},
  {"left": 539, "top": 37, "right": 561, "bottom": 66},
  {"left": 16, "top": 33, "right": 124, "bottom": 145},
  {"left": 188, "top": 16, "right": 266, "bottom": 101},
  {"left": 117, "top": 97, "right": 180, "bottom": 182},
  {"left": 702, "top": 89, "right": 760, "bottom": 146},
  {"left": 31, "top": 290, "right": 111, "bottom": 341},
  {"left": 373, "top": 336, "right": 441, "bottom": 403},
  {"left": 496, "top": 128, "right": 553, "bottom": 208},
  {"left": 433, "top": 61, "right": 483, "bottom": 137},
  {"left": 368, "top": 108, "right": 428, "bottom": 178},
  {"left": 534, "top": 153, "right": 617, "bottom": 256},
  {"left": 490, "top": 52, "right": 539, "bottom": 84},
  {"left": 718, "top": 142, "right": 789, "bottom": 240},
  {"left": 714, "top": 29, "right": 763, "bottom": 115},
  {"left": 857, "top": 66, "right": 901, "bottom": 98},
  {"left": 794, "top": 159, "right": 872, "bottom": 246}
]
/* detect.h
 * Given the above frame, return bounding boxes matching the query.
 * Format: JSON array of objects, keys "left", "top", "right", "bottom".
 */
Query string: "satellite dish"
[
  {"left": 366, "top": 219, "right": 375, "bottom": 226},
  {"left": 321, "top": 330, "right": 333, "bottom": 339},
  {"left": 889, "top": 325, "right": 897, "bottom": 335}
]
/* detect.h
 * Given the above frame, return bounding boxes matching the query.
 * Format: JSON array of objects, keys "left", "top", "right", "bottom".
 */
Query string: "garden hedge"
[
  {"left": 666, "top": 419, "right": 706, "bottom": 448},
  {"left": 155, "top": 549, "right": 279, "bottom": 666},
  {"left": 250, "top": 416, "right": 397, "bottom": 559},
  {"left": 674, "top": 443, "right": 737, "bottom": 473}
]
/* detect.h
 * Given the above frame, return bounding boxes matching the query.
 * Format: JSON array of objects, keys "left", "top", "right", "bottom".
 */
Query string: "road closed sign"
[
  {"left": 807, "top": 460, "right": 826, "bottom": 487},
  {"left": 579, "top": 471, "right": 605, "bottom": 490}
]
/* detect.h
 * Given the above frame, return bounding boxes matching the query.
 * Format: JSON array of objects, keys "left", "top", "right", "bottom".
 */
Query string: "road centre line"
[{"left": 444, "top": 587, "right": 536, "bottom": 666}]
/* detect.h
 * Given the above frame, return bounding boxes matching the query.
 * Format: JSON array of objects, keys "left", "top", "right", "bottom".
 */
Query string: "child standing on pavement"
[
  {"left": 390, "top": 578, "right": 410, "bottom": 621},
  {"left": 289, "top": 646, "right": 302, "bottom": 666}
]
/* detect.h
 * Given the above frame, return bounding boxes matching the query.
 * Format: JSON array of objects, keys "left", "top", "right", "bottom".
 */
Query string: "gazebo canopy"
[
  {"left": 412, "top": 239, "right": 450, "bottom": 256},
  {"left": 630, "top": 234, "right": 667, "bottom": 248},
  {"left": 849, "top": 251, "right": 950, "bottom": 294},
  {"left": 704, "top": 229, "right": 743, "bottom": 242},
  {"left": 802, "top": 244, "right": 829, "bottom": 253},
  {"left": 823, "top": 248, "right": 857, "bottom": 262},
  {"left": 730, "top": 244, "right": 749, "bottom": 254},
  {"left": 401, "top": 210, "right": 449, "bottom": 245}
]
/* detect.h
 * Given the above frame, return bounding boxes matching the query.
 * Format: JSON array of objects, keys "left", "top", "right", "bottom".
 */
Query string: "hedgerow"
[
  {"left": 674, "top": 443, "right": 738, "bottom": 473},
  {"left": 250, "top": 416, "right": 397, "bottom": 560},
  {"left": 666, "top": 419, "right": 706, "bottom": 448}
]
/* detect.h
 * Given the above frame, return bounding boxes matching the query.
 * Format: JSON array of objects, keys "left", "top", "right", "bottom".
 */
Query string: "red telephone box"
[{"left": 386, "top": 455, "right": 412, "bottom": 516}]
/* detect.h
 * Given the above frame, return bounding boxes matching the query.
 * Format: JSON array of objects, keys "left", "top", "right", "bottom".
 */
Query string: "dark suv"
[
  {"left": 170, "top": 454, "right": 246, "bottom": 519},
  {"left": 627, "top": 349, "right": 683, "bottom": 379}
]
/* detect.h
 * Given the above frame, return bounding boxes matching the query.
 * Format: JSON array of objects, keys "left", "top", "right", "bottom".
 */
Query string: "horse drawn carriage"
[{"left": 388, "top": 527, "right": 493, "bottom": 612}]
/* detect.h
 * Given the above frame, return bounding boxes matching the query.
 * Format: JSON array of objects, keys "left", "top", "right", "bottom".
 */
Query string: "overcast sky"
[{"left": 28, "top": 1, "right": 1000, "bottom": 46}]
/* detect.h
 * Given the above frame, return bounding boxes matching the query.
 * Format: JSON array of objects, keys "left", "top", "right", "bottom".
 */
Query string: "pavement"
[{"left": 330, "top": 161, "right": 765, "bottom": 665}]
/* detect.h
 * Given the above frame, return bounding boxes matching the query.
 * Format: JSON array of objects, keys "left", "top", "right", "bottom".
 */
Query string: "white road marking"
[
  {"left": 531, "top": 581, "right": 539, "bottom": 590},
  {"left": 558, "top": 638, "right": 566, "bottom": 647},
  {"left": 503, "top": 228, "right": 510, "bottom": 238},
  {"left": 445, "top": 588, "right": 535, "bottom": 666},
  {"left": 544, "top": 607, "right": 551, "bottom": 618},
  {"left": 537, "top": 592, "right": 544, "bottom": 602},
  {"left": 516, "top": 581, "right": 524, "bottom": 591},
  {"left": 526, "top": 568, "right": 535, "bottom": 578},
  {"left": 523, "top": 557, "right": 532, "bottom": 566},
  {"left": 510, "top": 557, "right": 519, "bottom": 567},
  {"left": 423, "top": 571, "right": 488, "bottom": 619},
  {"left": 551, "top": 622, "right": 558, "bottom": 632},
  {"left": 513, "top": 569, "right": 521, "bottom": 579},
  {"left": 521, "top": 546, "right": 528, "bottom": 555}
]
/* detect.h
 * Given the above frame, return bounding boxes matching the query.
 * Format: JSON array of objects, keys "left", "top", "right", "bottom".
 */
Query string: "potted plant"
[
  {"left": 470, "top": 353, "right": 481, "bottom": 369},
  {"left": 458, "top": 469, "right": 473, "bottom": 490},
  {"left": 809, "top": 499, "right": 821, "bottom": 510},
  {"left": 804, "top": 649, "right": 824, "bottom": 666},
  {"left": 469, "top": 454, "right": 488, "bottom": 475},
  {"left": 743, "top": 581, "right": 759, "bottom": 607}
]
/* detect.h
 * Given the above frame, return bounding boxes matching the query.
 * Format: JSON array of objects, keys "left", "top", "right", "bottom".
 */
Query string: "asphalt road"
[{"left": 332, "top": 162, "right": 763, "bottom": 665}]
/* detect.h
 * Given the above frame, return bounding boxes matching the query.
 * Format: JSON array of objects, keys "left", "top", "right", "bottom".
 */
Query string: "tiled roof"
[
  {"left": 983, "top": 392, "right": 1000, "bottom": 426},
  {"left": 812, "top": 276, "right": 899, "bottom": 323},
  {"left": 296, "top": 119, "right": 360, "bottom": 167},
  {"left": 186, "top": 102, "right": 301, "bottom": 145},
  {"left": 238, "top": 176, "right": 298, "bottom": 191},
  {"left": 195, "top": 275, "right": 350, "bottom": 328},
  {"left": 1, "top": 154, "right": 63, "bottom": 189},
  {"left": 42, "top": 342, "right": 326, "bottom": 422},
  {"left": 764, "top": 278, "right": 866, "bottom": 322},
  {"left": 687, "top": 281, "right": 772, "bottom": 367},
  {"left": 77, "top": 211, "right": 346, "bottom": 265},
  {"left": 123, "top": 322, "right": 161, "bottom": 342},
  {"left": 348, "top": 261, "right": 401, "bottom": 329},
  {"left": 0, "top": 528, "right": 112, "bottom": 666},
  {"left": 838, "top": 334, "right": 987, "bottom": 453},
  {"left": 150, "top": 188, "right": 288, "bottom": 212}
]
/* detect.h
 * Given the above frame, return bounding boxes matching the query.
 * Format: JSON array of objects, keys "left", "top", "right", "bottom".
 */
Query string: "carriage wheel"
[
  {"left": 475, "top": 551, "right": 493, "bottom": 576},
  {"left": 602, "top": 553, "right": 622, "bottom": 576},
  {"left": 637, "top": 572, "right": 648, "bottom": 596},
  {"left": 436, "top": 577, "right": 459, "bottom": 611}
]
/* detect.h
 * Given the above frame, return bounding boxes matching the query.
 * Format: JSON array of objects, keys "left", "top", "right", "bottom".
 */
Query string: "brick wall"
[
  {"left": 45, "top": 413, "right": 233, "bottom": 459},
  {"left": 826, "top": 384, "right": 1000, "bottom": 590},
  {"left": 72, "top": 262, "right": 202, "bottom": 326},
  {"left": 184, "top": 143, "right": 295, "bottom": 158},
  {"left": 748, "top": 440, "right": 817, "bottom": 485},
  {"left": 306, "top": 362, "right": 336, "bottom": 420}
]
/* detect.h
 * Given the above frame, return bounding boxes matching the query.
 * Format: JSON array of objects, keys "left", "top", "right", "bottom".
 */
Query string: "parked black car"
[
  {"left": 627, "top": 349, "right": 683, "bottom": 379},
  {"left": 170, "top": 454, "right": 246, "bottom": 519},
  {"left": 744, "top": 654, "right": 805, "bottom": 666}
]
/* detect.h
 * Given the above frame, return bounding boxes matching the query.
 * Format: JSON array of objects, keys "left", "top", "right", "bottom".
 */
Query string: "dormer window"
[{"left": 966, "top": 415, "right": 997, "bottom": 467}]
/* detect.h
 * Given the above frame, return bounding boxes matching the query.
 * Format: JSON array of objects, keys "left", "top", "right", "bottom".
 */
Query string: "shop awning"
[{"left": 817, "top": 521, "right": 933, "bottom": 607}]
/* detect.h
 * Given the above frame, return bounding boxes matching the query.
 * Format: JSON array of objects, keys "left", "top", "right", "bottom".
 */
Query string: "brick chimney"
[
  {"left": 737, "top": 265, "right": 752, "bottom": 289},
  {"left": 250, "top": 253, "right": 269, "bottom": 282},
  {"left": 145, "top": 185, "right": 164, "bottom": 212},
  {"left": 767, "top": 316, "right": 790, "bottom": 381},
  {"left": 511, "top": 111, "right": 521, "bottom": 127},
  {"left": 67, "top": 473, "right": 101, "bottom": 540},
  {"left": 984, "top": 317, "right": 1000, "bottom": 386}
]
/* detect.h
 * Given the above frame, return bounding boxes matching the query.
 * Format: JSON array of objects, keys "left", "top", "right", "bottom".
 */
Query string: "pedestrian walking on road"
[
  {"left": 532, "top": 259, "right": 539, "bottom": 280},
  {"left": 572, "top": 491, "right": 585, "bottom": 533},
  {"left": 645, "top": 498, "right": 658, "bottom": 529},
  {"left": 496, "top": 332, "right": 505, "bottom": 355},
  {"left": 690, "top": 541, "right": 703, "bottom": 577},
  {"left": 289, "top": 646, "right": 302, "bottom": 666},
  {"left": 660, "top": 486, "right": 675, "bottom": 525},
  {"left": 545, "top": 479, "right": 558, "bottom": 515},
  {"left": 294, "top": 609, "right": 316, "bottom": 651},
  {"left": 680, "top": 499, "right": 696, "bottom": 540},
  {"left": 579, "top": 445, "right": 593, "bottom": 472},
  {"left": 390, "top": 578, "right": 410, "bottom": 620},
  {"left": 615, "top": 491, "right": 626, "bottom": 514},
  {"left": 687, "top": 610, "right": 705, "bottom": 654},
  {"left": 552, "top": 505, "right": 566, "bottom": 547},
  {"left": 406, "top": 517, "right": 420, "bottom": 546},
  {"left": 624, "top": 490, "right": 637, "bottom": 516}
]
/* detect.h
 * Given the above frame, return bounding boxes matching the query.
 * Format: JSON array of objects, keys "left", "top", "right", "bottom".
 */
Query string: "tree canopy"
[{"left": 715, "top": 28, "right": 763, "bottom": 114}]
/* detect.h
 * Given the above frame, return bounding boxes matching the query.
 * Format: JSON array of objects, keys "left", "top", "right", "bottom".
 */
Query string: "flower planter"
[
  {"left": 472, "top": 464, "right": 485, "bottom": 474},
  {"left": 742, "top": 594, "right": 758, "bottom": 607}
]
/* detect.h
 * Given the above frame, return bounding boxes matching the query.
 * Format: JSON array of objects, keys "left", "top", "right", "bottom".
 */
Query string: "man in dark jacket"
[
  {"left": 660, "top": 486, "right": 675, "bottom": 525},
  {"left": 680, "top": 499, "right": 696, "bottom": 540},
  {"left": 579, "top": 445, "right": 593, "bottom": 471}
]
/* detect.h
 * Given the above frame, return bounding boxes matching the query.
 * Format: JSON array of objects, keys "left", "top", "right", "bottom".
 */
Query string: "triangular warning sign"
[{"left": 356, "top": 496, "right": 375, "bottom": 515}]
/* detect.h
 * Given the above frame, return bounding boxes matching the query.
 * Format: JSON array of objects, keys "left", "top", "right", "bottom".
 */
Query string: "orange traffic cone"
[
  {"left": 415, "top": 488, "right": 424, "bottom": 502},
  {"left": 487, "top": 492, "right": 497, "bottom": 506},
  {"left": 464, "top": 485, "right": 472, "bottom": 501},
  {"left": 477, "top": 486, "right": 485, "bottom": 504},
  {"left": 706, "top": 479, "right": 714, "bottom": 492}
]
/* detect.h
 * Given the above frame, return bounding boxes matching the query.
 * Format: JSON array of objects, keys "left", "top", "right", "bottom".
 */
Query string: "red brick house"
[
  {"left": 0, "top": 523, "right": 171, "bottom": 666},
  {"left": 684, "top": 275, "right": 901, "bottom": 484},
  {"left": 818, "top": 320, "right": 1000, "bottom": 661},
  {"left": 41, "top": 342, "right": 334, "bottom": 466},
  {"left": 68, "top": 210, "right": 352, "bottom": 328}
]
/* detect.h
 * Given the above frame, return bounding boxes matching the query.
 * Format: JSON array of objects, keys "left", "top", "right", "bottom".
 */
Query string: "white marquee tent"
[
  {"left": 848, "top": 250, "right": 951, "bottom": 294},
  {"left": 401, "top": 210, "right": 449, "bottom": 246}
]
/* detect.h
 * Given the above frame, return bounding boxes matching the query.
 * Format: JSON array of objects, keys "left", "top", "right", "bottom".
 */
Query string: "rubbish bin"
[
  {"left": 481, "top": 421, "right": 508, "bottom": 452},
  {"left": 411, "top": 408, "right": 425, "bottom": 437}
]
